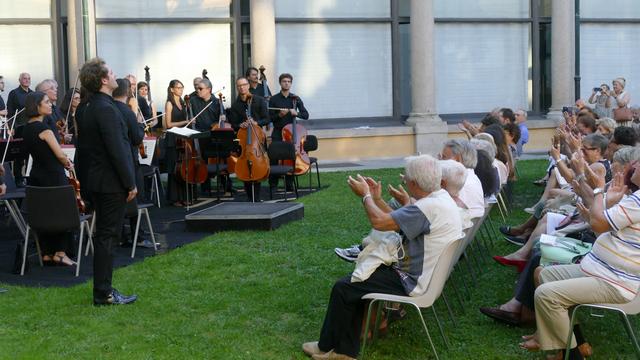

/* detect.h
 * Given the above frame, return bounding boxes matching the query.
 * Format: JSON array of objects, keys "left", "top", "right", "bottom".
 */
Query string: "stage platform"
[{"left": 185, "top": 202, "right": 304, "bottom": 232}]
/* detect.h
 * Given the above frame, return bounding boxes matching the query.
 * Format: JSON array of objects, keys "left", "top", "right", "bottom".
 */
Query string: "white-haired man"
[
  {"left": 304, "top": 155, "right": 463, "bottom": 360},
  {"left": 441, "top": 139, "right": 485, "bottom": 219}
]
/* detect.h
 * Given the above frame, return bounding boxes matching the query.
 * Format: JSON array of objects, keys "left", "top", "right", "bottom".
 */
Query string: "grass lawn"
[{"left": 0, "top": 159, "right": 638, "bottom": 359}]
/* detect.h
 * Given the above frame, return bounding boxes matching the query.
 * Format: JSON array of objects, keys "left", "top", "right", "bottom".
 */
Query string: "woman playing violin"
[
  {"left": 163, "top": 80, "right": 190, "bottom": 206},
  {"left": 23, "top": 91, "right": 76, "bottom": 266},
  {"left": 59, "top": 87, "right": 81, "bottom": 144}
]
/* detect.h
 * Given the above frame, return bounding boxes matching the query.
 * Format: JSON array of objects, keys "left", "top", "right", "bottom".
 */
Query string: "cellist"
[
  {"left": 189, "top": 77, "right": 220, "bottom": 195},
  {"left": 268, "top": 73, "right": 309, "bottom": 191},
  {"left": 247, "top": 67, "right": 271, "bottom": 99},
  {"left": 228, "top": 77, "right": 270, "bottom": 202}
]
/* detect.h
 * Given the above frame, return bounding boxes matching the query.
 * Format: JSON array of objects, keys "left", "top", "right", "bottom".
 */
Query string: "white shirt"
[{"left": 457, "top": 169, "right": 485, "bottom": 219}]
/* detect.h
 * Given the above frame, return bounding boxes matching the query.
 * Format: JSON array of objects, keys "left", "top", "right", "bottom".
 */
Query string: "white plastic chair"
[
  {"left": 564, "top": 293, "right": 640, "bottom": 360},
  {"left": 360, "top": 238, "right": 464, "bottom": 360}
]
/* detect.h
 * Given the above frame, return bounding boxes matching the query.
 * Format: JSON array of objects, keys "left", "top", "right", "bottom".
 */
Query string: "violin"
[
  {"left": 56, "top": 119, "right": 67, "bottom": 144},
  {"left": 281, "top": 95, "right": 310, "bottom": 175},
  {"left": 235, "top": 94, "right": 270, "bottom": 182},
  {"left": 176, "top": 95, "right": 208, "bottom": 185},
  {"left": 68, "top": 168, "right": 86, "bottom": 213}
]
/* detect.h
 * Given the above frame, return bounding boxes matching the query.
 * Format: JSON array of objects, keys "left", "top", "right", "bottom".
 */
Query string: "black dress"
[
  {"left": 165, "top": 101, "right": 192, "bottom": 204},
  {"left": 23, "top": 120, "right": 70, "bottom": 255}
]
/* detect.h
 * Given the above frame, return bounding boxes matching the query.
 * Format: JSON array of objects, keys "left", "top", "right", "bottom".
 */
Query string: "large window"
[
  {"left": 97, "top": 24, "right": 232, "bottom": 107},
  {"left": 276, "top": 23, "right": 392, "bottom": 119},
  {"left": 95, "top": 0, "right": 231, "bottom": 18},
  {"left": 435, "top": 23, "right": 530, "bottom": 114},
  {"left": 275, "top": 0, "right": 389, "bottom": 18},
  {"left": 580, "top": 24, "right": 640, "bottom": 103},
  {"left": 0, "top": 0, "right": 51, "bottom": 19},
  {"left": 435, "top": 0, "right": 529, "bottom": 18},
  {"left": 581, "top": 0, "right": 640, "bottom": 19}
]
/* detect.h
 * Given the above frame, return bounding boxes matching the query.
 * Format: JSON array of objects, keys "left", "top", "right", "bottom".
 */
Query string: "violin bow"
[
  {"left": 64, "top": 72, "right": 80, "bottom": 135},
  {"left": 1, "top": 108, "right": 25, "bottom": 165}
]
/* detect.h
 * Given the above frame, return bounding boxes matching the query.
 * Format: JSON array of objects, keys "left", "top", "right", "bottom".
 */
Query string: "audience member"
[
  {"left": 515, "top": 109, "right": 529, "bottom": 157},
  {"left": 440, "top": 139, "right": 484, "bottom": 219},
  {"left": 588, "top": 84, "right": 613, "bottom": 119}
]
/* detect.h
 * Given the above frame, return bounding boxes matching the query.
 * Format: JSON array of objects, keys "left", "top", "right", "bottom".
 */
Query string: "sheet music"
[
  {"left": 26, "top": 146, "right": 76, "bottom": 177},
  {"left": 138, "top": 137, "right": 157, "bottom": 166},
  {"left": 167, "top": 127, "right": 201, "bottom": 137}
]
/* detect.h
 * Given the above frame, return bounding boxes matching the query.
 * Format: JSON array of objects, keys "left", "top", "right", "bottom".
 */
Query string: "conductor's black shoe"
[{"left": 93, "top": 289, "right": 137, "bottom": 306}]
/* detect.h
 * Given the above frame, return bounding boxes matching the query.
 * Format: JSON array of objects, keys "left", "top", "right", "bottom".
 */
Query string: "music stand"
[
  {"left": 0, "top": 138, "right": 27, "bottom": 163},
  {"left": 207, "top": 129, "right": 236, "bottom": 202},
  {"left": 166, "top": 128, "right": 210, "bottom": 210}
]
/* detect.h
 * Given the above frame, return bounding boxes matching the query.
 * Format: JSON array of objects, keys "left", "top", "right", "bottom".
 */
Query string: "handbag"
[
  {"left": 614, "top": 107, "right": 633, "bottom": 122},
  {"left": 539, "top": 234, "right": 592, "bottom": 267}
]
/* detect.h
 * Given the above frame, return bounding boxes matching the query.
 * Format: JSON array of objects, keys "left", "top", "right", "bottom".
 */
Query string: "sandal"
[
  {"left": 519, "top": 337, "right": 541, "bottom": 352},
  {"left": 53, "top": 254, "right": 77, "bottom": 267},
  {"left": 499, "top": 226, "right": 523, "bottom": 237},
  {"left": 42, "top": 255, "right": 55, "bottom": 266}
]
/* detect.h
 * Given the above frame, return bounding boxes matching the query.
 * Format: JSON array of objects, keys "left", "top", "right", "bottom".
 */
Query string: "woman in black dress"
[
  {"left": 23, "top": 91, "right": 75, "bottom": 266},
  {"left": 163, "top": 80, "right": 190, "bottom": 206}
]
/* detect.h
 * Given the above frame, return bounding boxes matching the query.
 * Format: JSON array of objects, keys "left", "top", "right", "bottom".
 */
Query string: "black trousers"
[
  {"left": 318, "top": 266, "right": 407, "bottom": 358},
  {"left": 514, "top": 251, "right": 542, "bottom": 310},
  {"left": 243, "top": 181, "right": 262, "bottom": 202},
  {"left": 92, "top": 191, "right": 127, "bottom": 300}
]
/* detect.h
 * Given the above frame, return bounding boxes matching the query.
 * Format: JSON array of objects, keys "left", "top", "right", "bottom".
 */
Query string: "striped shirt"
[{"left": 580, "top": 191, "right": 640, "bottom": 300}]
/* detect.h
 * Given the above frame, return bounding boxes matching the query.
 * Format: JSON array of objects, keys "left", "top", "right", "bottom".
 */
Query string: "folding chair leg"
[
  {"left": 620, "top": 312, "right": 640, "bottom": 358},
  {"left": 431, "top": 306, "right": 450, "bottom": 349},
  {"left": 76, "top": 221, "right": 86, "bottom": 276},
  {"left": 441, "top": 290, "right": 457, "bottom": 326},
  {"left": 34, "top": 235, "right": 43, "bottom": 267},
  {"left": 144, "top": 208, "right": 158, "bottom": 252},
  {"left": 20, "top": 226, "right": 30, "bottom": 276},
  {"left": 86, "top": 213, "right": 96, "bottom": 256},
  {"left": 449, "top": 274, "right": 466, "bottom": 311},
  {"left": 361, "top": 299, "right": 377, "bottom": 358},
  {"left": 131, "top": 210, "right": 143, "bottom": 258}
]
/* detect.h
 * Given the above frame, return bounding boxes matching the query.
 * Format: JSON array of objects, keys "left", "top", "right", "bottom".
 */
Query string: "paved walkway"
[{"left": 319, "top": 151, "right": 548, "bottom": 172}]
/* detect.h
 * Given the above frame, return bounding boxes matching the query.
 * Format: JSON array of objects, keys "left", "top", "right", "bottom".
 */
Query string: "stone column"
[
  {"left": 547, "top": 0, "right": 575, "bottom": 122},
  {"left": 406, "top": 0, "right": 448, "bottom": 156},
  {"left": 250, "top": 0, "right": 277, "bottom": 88},
  {"left": 66, "top": 0, "right": 84, "bottom": 82}
]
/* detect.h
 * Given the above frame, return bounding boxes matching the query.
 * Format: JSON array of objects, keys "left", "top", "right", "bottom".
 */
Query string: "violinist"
[
  {"left": 59, "top": 87, "right": 81, "bottom": 144},
  {"left": 163, "top": 79, "right": 190, "bottom": 207},
  {"left": 268, "top": 73, "right": 309, "bottom": 191},
  {"left": 246, "top": 67, "right": 271, "bottom": 99},
  {"left": 22, "top": 91, "right": 75, "bottom": 266},
  {"left": 36, "top": 79, "right": 63, "bottom": 143},
  {"left": 229, "top": 77, "right": 270, "bottom": 202},
  {"left": 124, "top": 74, "right": 140, "bottom": 115}
]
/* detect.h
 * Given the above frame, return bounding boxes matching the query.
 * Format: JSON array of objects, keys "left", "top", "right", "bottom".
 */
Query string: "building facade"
[{"left": 1, "top": 0, "right": 638, "bottom": 160}]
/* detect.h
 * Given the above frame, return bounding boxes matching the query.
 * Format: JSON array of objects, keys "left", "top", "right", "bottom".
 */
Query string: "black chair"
[
  {"left": 303, "top": 134, "right": 320, "bottom": 190},
  {"left": 1, "top": 162, "right": 27, "bottom": 237},
  {"left": 124, "top": 199, "right": 158, "bottom": 258},
  {"left": 205, "top": 129, "right": 236, "bottom": 201},
  {"left": 22, "top": 185, "right": 92, "bottom": 276},
  {"left": 268, "top": 141, "right": 298, "bottom": 201},
  {"left": 141, "top": 164, "right": 163, "bottom": 208}
]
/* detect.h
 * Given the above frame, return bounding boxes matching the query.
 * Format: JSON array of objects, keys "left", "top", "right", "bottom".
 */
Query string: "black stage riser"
[{"left": 185, "top": 202, "right": 304, "bottom": 232}]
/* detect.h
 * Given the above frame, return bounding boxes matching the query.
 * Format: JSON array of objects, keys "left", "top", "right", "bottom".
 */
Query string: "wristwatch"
[{"left": 593, "top": 188, "right": 604, "bottom": 196}]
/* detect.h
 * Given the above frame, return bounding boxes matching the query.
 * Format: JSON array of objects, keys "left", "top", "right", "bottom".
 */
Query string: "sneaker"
[
  {"left": 137, "top": 239, "right": 160, "bottom": 248},
  {"left": 302, "top": 341, "right": 325, "bottom": 357},
  {"left": 334, "top": 245, "right": 361, "bottom": 263},
  {"left": 93, "top": 289, "right": 137, "bottom": 306},
  {"left": 504, "top": 235, "right": 526, "bottom": 246}
]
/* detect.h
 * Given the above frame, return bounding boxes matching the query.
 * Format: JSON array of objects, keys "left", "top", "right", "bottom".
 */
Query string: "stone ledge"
[{"left": 308, "top": 126, "right": 414, "bottom": 139}]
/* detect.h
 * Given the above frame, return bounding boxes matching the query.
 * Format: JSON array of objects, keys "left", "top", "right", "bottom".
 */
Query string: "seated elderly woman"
[
  {"left": 500, "top": 134, "right": 610, "bottom": 246},
  {"left": 520, "top": 160, "right": 640, "bottom": 359},
  {"left": 303, "top": 155, "right": 463, "bottom": 360},
  {"left": 481, "top": 147, "right": 640, "bottom": 344},
  {"left": 440, "top": 139, "right": 485, "bottom": 219}
]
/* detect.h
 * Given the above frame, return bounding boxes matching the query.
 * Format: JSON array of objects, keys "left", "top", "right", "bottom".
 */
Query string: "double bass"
[
  {"left": 176, "top": 95, "right": 208, "bottom": 185},
  {"left": 281, "top": 95, "right": 310, "bottom": 175},
  {"left": 235, "top": 94, "right": 270, "bottom": 182}
]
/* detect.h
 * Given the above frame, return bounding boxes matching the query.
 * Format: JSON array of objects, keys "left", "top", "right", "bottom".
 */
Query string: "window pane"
[
  {"left": 275, "top": 0, "right": 390, "bottom": 18},
  {"left": 0, "top": 0, "right": 50, "bottom": 18},
  {"left": 95, "top": 0, "right": 231, "bottom": 18},
  {"left": 399, "top": 24, "right": 411, "bottom": 115},
  {"left": 0, "top": 25, "right": 54, "bottom": 97},
  {"left": 580, "top": 24, "right": 640, "bottom": 103},
  {"left": 399, "top": 0, "right": 411, "bottom": 17},
  {"left": 97, "top": 23, "right": 232, "bottom": 107},
  {"left": 435, "top": 0, "right": 529, "bottom": 18},
  {"left": 435, "top": 23, "right": 530, "bottom": 113},
  {"left": 581, "top": 0, "right": 640, "bottom": 18},
  {"left": 276, "top": 23, "right": 392, "bottom": 119}
]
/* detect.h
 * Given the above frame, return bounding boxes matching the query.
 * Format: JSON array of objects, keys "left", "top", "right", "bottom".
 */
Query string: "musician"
[
  {"left": 114, "top": 78, "right": 148, "bottom": 246},
  {"left": 163, "top": 79, "right": 191, "bottom": 207},
  {"left": 36, "top": 79, "right": 64, "bottom": 143},
  {"left": 124, "top": 74, "right": 139, "bottom": 115},
  {"left": 76, "top": 57, "right": 137, "bottom": 305},
  {"left": 0, "top": 75, "right": 7, "bottom": 117},
  {"left": 190, "top": 77, "right": 203, "bottom": 99},
  {"left": 246, "top": 67, "right": 271, "bottom": 99},
  {"left": 268, "top": 73, "right": 309, "bottom": 191},
  {"left": 59, "top": 87, "right": 81, "bottom": 144},
  {"left": 137, "top": 81, "right": 157, "bottom": 126},
  {"left": 7, "top": 73, "right": 33, "bottom": 185},
  {"left": 229, "top": 77, "right": 270, "bottom": 202},
  {"left": 22, "top": 91, "right": 75, "bottom": 266}
]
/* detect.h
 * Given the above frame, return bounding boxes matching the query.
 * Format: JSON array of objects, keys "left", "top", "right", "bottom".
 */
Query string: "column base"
[{"left": 406, "top": 113, "right": 448, "bottom": 157}]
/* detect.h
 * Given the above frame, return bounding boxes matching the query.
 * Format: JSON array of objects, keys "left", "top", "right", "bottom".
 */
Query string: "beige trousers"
[{"left": 534, "top": 264, "right": 628, "bottom": 350}]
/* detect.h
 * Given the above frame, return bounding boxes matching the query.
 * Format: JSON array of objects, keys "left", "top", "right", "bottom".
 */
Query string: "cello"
[
  {"left": 281, "top": 95, "right": 310, "bottom": 175},
  {"left": 234, "top": 94, "right": 270, "bottom": 182},
  {"left": 176, "top": 95, "right": 209, "bottom": 185}
]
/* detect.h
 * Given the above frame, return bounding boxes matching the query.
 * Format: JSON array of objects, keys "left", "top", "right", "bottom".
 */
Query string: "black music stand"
[
  {"left": 169, "top": 129, "right": 210, "bottom": 210},
  {"left": 0, "top": 138, "right": 27, "bottom": 163},
  {"left": 206, "top": 129, "right": 236, "bottom": 202}
]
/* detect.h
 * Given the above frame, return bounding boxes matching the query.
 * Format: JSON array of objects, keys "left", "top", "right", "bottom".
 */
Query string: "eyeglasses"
[
  {"left": 173, "top": 86, "right": 184, "bottom": 90},
  {"left": 582, "top": 146, "right": 598, "bottom": 152},
  {"left": 197, "top": 87, "right": 207, "bottom": 91}
]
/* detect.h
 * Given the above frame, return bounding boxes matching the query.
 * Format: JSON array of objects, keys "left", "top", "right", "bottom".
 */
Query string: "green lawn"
[{"left": 0, "top": 160, "right": 637, "bottom": 359}]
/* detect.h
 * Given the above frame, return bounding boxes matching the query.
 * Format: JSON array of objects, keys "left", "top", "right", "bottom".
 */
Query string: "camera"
[
  {"left": 593, "top": 87, "right": 602, "bottom": 92},
  {"left": 562, "top": 106, "right": 574, "bottom": 115}
]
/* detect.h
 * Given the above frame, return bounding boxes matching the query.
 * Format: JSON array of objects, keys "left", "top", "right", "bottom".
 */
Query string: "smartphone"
[{"left": 562, "top": 106, "right": 573, "bottom": 115}]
